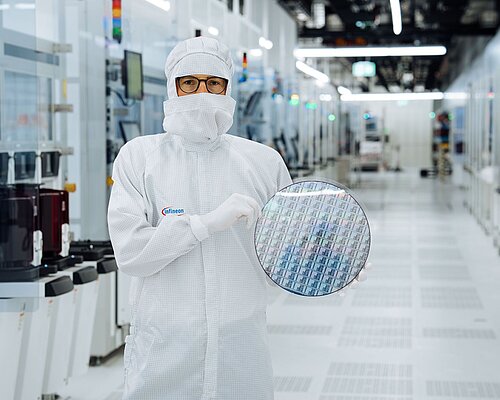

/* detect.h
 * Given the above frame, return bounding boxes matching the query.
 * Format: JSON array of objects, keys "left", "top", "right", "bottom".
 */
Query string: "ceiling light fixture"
[
  {"left": 208, "top": 26, "right": 219, "bottom": 36},
  {"left": 145, "top": 0, "right": 170, "bottom": 12},
  {"left": 296, "top": 61, "right": 329, "bottom": 83},
  {"left": 337, "top": 86, "right": 352, "bottom": 95},
  {"left": 14, "top": 3, "right": 35, "bottom": 9},
  {"left": 312, "top": 0, "right": 326, "bottom": 28},
  {"left": 249, "top": 48, "right": 263, "bottom": 57},
  {"left": 341, "top": 92, "right": 444, "bottom": 102},
  {"left": 259, "top": 37, "right": 273, "bottom": 50},
  {"left": 443, "top": 92, "right": 468, "bottom": 100},
  {"left": 297, "top": 12, "right": 308, "bottom": 21},
  {"left": 390, "top": 0, "right": 402, "bottom": 35},
  {"left": 294, "top": 45, "right": 447, "bottom": 58}
]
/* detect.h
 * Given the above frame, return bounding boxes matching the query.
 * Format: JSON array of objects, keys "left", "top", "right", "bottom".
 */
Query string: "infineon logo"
[{"left": 161, "top": 206, "right": 185, "bottom": 216}]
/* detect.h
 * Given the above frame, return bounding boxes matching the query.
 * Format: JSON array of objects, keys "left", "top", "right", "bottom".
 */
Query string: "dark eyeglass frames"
[{"left": 176, "top": 75, "right": 228, "bottom": 94}]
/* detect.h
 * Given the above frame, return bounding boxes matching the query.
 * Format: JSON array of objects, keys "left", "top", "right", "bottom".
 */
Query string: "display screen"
[
  {"left": 366, "top": 117, "right": 377, "bottom": 131},
  {"left": 123, "top": 50, "right": 144, "bottom": 100}
]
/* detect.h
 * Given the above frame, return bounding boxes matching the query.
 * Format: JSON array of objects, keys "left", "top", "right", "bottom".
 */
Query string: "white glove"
[
  {"left": 347, "top": 262, "right": 371, "bottom": 290},
  {"left": 189, "top": 193, "right": 261, "bottom": 241}
]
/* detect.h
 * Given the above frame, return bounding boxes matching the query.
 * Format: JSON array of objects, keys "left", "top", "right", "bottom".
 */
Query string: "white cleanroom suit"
[{"left": 107, "top": 37, "right": 292, "bottom": 400}]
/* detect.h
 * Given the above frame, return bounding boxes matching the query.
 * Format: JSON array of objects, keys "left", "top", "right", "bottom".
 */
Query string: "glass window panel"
[{"left": 2, "top": 71, "right": 52, "bottom": 143}]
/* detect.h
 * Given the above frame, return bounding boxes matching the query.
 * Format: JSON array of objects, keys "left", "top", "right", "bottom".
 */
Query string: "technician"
[{"left": 108, "top": 37, "right": 292, "bottom": 399}]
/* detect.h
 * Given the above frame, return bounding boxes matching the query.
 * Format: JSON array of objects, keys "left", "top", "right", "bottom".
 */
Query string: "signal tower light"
[{"left": 112, "top": 0, "right": 122, "bottom": 43}]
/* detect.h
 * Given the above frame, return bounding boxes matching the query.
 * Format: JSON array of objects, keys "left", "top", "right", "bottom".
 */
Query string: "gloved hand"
[
  {"left": 190, "top": 194, "right": 261, "bottom": 241},
  {"left": 346, "top": 262, "right": 371, "bottom": 290}
]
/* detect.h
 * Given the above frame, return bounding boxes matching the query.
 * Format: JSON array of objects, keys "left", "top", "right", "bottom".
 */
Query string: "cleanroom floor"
[{"left": 59, "top": 169, "right": 500, "bottom": 400}]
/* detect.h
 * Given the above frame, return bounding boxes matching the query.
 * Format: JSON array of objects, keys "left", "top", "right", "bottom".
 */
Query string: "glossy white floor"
[{"left": 59, "top": 169, "right": 500, "bottom": 400}]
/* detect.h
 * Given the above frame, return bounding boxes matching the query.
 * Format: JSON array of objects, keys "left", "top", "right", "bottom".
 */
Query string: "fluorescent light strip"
[
  {"left": 259, "top": 37, "right": 273, "bottom": 50},
  {"left": 249, "top": 48, "right": 263, "bottom": 57},
  {"left": 337, "top": 86, "right": 351, "bottom": 95},
  {"left": 145, "top": 0, "right": 170, "bottom": 12},
  {"left": 296, "top": 61, "right": 329, "bottom": 83},
  {"left": 390, "top": 0, "right": 402, "bottom": 35},
  {"left": 443, "top": 92, "right": 468, "bottom": 100},
  {"left": 341, "top": 92, "right": 444, "bottom": 102},
  {"left": 294, "top": 45, "right": 447, "bottom": 58},
  {"left": 14, "top": 3, "right": 35, "bottom": 9}
]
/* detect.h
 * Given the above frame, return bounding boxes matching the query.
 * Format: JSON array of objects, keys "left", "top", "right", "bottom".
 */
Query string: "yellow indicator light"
[{"left": 64, "top": 182, "right": 77, "bottom": 192}]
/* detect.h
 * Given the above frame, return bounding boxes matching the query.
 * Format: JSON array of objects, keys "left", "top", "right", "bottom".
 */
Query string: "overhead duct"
[{"left": 312, "top": 0, "right": 326, "bottom": 29}]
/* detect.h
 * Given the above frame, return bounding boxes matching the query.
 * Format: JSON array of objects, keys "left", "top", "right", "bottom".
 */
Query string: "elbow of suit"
[
  {"left": 114, "top": 251, "right": 163, "bottom": 278},
  {"left": 116, "top": 259, "right": 150, "bottom": 278}
]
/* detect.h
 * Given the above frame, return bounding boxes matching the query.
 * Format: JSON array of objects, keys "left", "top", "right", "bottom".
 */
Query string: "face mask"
[{"left": 163, "top": 93, "right": 236, "bottom": 143}]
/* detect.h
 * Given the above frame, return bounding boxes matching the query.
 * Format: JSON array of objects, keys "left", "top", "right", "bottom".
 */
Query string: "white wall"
[
  {"left": 183, "top": 0, "right": 297, "bottom": 79},
  {"left": 105, "top": 0, "right": 176, "bottom": 70},
  {"left": 361, "top": 100, "right": 433, "bottom": 168},
  {"left": 445, "top": 32, "right": 500, "bottom": 236},
  {"left": 65, "top": 0, "right": 108, "bottom": 239},
  {"left": 267, "top": 0, "right": 297, "bottom": 78},
  {"left": 446, "top": 32, "right": 500, "bottom": 171},
  {"left": 101, "top": 0, "right": 298, "bottom": 81}
]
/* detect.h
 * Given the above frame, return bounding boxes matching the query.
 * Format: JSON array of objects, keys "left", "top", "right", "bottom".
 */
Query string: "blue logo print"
[{"left": 161, "top": 206, "right": 185, "bottom": 216}]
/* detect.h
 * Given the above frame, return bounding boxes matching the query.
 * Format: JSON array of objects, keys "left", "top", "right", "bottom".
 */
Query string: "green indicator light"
[
  {"left": 328, "top": 114, "right": 336, "bottom": 121},
  {"left": 363, "top": 113, "right": 371, "bottom": 120},
  {"left": 448, "top": 113, "right": 454, "bottom": 120},
  {"left": 289, "top": 99, "right": 300, "bottom": 106},
  {"left": 306, "top": 102, "right": 318, "bottom": 110},
  {"left": 429, "top": 112, "right": 436, "bottom": 119}
]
